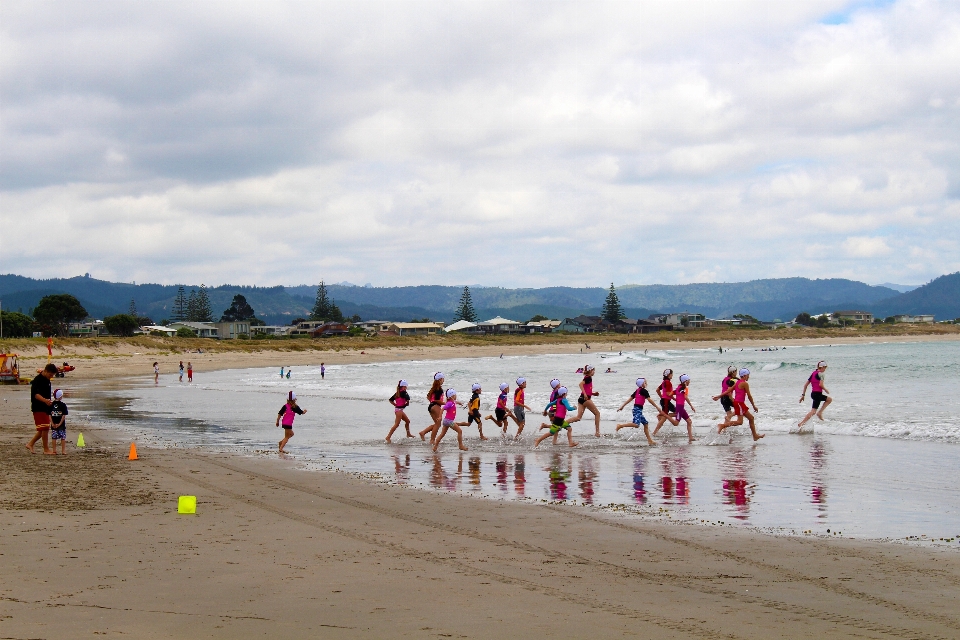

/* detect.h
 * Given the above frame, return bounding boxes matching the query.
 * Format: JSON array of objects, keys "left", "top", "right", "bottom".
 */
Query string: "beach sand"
[{"left": 3, "top": 374, "right": 960, "bottom": 639}]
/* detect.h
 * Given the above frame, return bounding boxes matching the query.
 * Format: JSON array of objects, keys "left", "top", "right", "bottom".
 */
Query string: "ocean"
[{"left": 72, "top": 340, "right": 960, "bottom": 543}]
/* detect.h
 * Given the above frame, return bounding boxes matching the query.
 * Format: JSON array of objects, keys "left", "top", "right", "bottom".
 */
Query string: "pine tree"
[
  {"left": 194, "top": 284, "right": 213, "bottom": 322},
  {"left": 601, "top": 283, "right": 624, "bottom": 323},
  {"left": 129, "top": 298, "right": 137, "bottom": 317},
  {"left": 221, "top": 294, "right": 256, "bottom": 322},
  {"left": 311, "top": 281, "right": 332, "bottom": 320},
  {"left": 186, "top": 289, "right": 199, "bottom": 322},
  {"left": 454, "top": 286, "right": 478, "bottom": 323},
  {"left": 173, "top": 286, "right": 188, "bottom": 321}
]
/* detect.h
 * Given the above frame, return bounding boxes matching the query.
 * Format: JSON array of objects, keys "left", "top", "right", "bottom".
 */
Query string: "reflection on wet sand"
[
  {"left": 632, "top": 456, "right": 647, "bottom": 504},
  {"left": 720, "top": 447, "right": 756, "bottom": 520},
  {"left": 392, "top": 454, "right": 411, "bottom": 483},
  {"left": 578, "top": 456, "right": 597, "bottom": 504},
  {"left": 546, "top": 453, "right": 571, "bottom": 501},
  {"left": 809, "top": 439, "right": 829, "bottom": 517},
  {"left": 468, "top": 456, "right": 482, "bottom": 490},
  {"left": 430, "top": 455, "right": 463, "bottom": 491},
  {"left": 660, "top": 452, "right": 690, "bottom": 505}
]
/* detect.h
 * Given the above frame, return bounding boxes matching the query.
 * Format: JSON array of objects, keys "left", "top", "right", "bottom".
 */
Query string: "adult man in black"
[{"left": 26, "top": 364, "right": 58, "bottom": 454}]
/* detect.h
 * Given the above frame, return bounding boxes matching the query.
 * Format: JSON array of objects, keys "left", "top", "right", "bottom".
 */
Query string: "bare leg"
[
  {"left": 279, "top": 428, "right": 294, "bottom": 452},
  {"left": 432, "top": 425, "right": 450, "bottom": 451},
  {"left": 816, "top": 396, "right": 832, "bottom": 420},
  {"left": 534, "top": 430, "right": 554, "bottom": 448},
  {"left": 797, "top": 407, "right": 817, "bottom": 429},
  {"left": 745, "top": 412, "right": 764, "bottom": 441},
  {"left": 685, "top": 418, "right": 695, "bottom": 443},
  {"left": 717, "top": 410, "right": 735, "bottom": 432},
  {"left": 419, "top": 407, "right": 442, "bottom": 443},
  {"left": 643, "top": 424, "right": 656, "bottom": 446},
  {"left": 566, "top": 427, "right": 579, "bottom": 448},
  {"left": 386, "top": 412, "right": 403, "bottom": 442}
]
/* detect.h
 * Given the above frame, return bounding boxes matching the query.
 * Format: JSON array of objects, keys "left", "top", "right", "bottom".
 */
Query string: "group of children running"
[{"left": 274, "top": 360, "right": 833, "bottom": 452}]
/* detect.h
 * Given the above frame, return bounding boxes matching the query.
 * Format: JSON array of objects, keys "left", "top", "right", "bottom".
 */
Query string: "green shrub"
[{"left": 176, "top": 327, "right": 197, "bottom": 338}]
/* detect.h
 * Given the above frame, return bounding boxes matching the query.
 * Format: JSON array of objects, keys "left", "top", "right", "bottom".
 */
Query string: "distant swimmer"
[
  {"left": 535, "top": 386, "right": 579, "bottom": 448},
  {"left": 385, "top": 379, "right": 413, "bottom": 443},
  {"left": 798, "top": 361, "right": 831, "bottom": 430},
  {"left": 605, "top": 368, "right": 616, "bottom": 373},
  {"left": 276, "top": 391, "right": 307, "bottom": 453},
  {"left": 718, "top": 369, "right": 764, "bottom": 441},
  {"left": 574, "top": 365, "right": 602, "bottom": 437},
  {"left": 615, "top": 377, "right": 661, "bottom": 446}
]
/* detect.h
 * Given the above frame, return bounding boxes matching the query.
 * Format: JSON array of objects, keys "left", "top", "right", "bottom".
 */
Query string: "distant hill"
[
  {"left": 4, "top": 273, "right": 946, "bottom": 324},
  {"left": 872, "top": 273, "right": 960, "bottom": 320}
]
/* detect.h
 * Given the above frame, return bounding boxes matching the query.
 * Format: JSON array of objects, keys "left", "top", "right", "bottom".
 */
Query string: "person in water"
[
  {"left": 276, "top": 391, "right": 307, "bottom": 453},
  {"left": 539, "top": 378, "right": 563, "bottom": 444},
  {"left": 798, "top": 361, "right": 832, "bottom": 429},
  {"left": 573, "top": 365, "right": 602, "bottom": 437},
  {"left": 510, "top": 377, "right": 532, "bottom": 440},
  {"left": 433, "top": 389, "right": 469, "bottom": 452},
  {"left": 615, "top": 377, "right": 662, "bottom": 446},
  {"left": 419, "top": 372, "right": 446, "bottom": 444},
  {"left": 385, "top": 379, "right": 413, "bottom": 442},
  {"left": 465, "top": 383, "right": 487, "bottom": 440},
  {"left": 653, "top": 369, "right": 679, "bottom": 435},
  {"left": 535, "top": 386, "right": 579, "bottom": 448},
  {"left": 485, "top": 383, "right": 515, "bottom": 434},
  {"left": 713, "top": 366, "right": 739, "bottom": 432},
  {"left": 672, "top": 374, "right": 697, "bottom": 443},
  {"left": 718, "top": 369, "right": 764, "bottom": 441}
]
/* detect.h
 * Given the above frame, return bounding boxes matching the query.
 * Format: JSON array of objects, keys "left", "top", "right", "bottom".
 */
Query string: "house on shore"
[
  {"left": 168, "top": 322, "right": 219, "bottom": 338},
  {"left": 477, "top": 317, "right": 523, "bottom": 334},
  {"left": 833, "top": 310, "right": 874, "bottom": 325},
  {"left": 386, "top": 322, "right": 444, "bottom": 336},
  {"left": 892, "top": 314, "right": 934, "bottom": 323}
]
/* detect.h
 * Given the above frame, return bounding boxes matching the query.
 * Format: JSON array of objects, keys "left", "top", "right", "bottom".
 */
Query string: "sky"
[{"left": 1, "top": 0, "right": 958, "bottom": 289}]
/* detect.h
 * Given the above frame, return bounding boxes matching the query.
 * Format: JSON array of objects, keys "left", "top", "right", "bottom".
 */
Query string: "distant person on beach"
[
  {"left": 385, "top": 380, "right": 413, "bottom": 442},
  {"left": 153, "top": 362, "right": 159, "bottom": 383},
  {"left": 187, "top": 362, "right": 193, "bottom": 382},
  {"left": 464, "top": 383, "right": 486, "bottom": 440},
  {"left": 485, "top": 383, "right": 514, "bottom": 435},
  {"left": 432, "top": 389, "right": 468, "bottom": 452},
  {"left": 280, "top": 366, "right": 284, "bottom": 378},
  {"left": 573, "top": 365, "right": 602, "bottom": 437},
  {"left": 419, "top": 372, "right": 446, "bottom": 444},
  {"left": 510, "top": 377, "right": 532, "bottom": 440},
  {"left": 26, "top": 364, "right": 57, "bottom": 454},
  {"left": 798, "top": 361, "right": 831, "bottom": 430},
  {"left": 276, "top": 391, "right": 307, "bottom": 453},
  {"left": 672, "top": 374, "right": 697, "bottom": 443},
  {"left": 713, "top": 366, "right": 739, "bottom": 431},
  {"left": 535, "top": 386, "right": 579, "bottom": 448},
  {"left": 320, "top": 363, "right": 325, "bottom": 379},
  {"left": 615, "top": 377, "right": 661, "bottom": 446},
  {"left": 179, "top": 361, "right": 184, "bottom": 382},
  {"left": 286, "top": 368, "right": 291, "bottom": 379},
  {"left": 718, "top": 369, "right": 764, "bottom": 441},
  {"left": 49, "top": 389, "right": 69, "bottom": 455}
]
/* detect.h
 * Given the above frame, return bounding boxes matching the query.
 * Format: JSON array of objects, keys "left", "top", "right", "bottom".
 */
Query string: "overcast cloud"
[{"left": 2, "top": 0, "right": 958, "bottom": 288}]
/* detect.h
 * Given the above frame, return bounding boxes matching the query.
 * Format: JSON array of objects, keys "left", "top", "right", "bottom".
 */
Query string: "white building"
[
  {"left": 892, "top": 314, "right": 934, "bottom": 323},
  {"left": 386, "top": 322, "right": 444, "bottom": 336},
  {"left": 168, "top": 322, "right": 219, "bottom": 338},
  {"left": 443, "top": 320, "right": 480, "bottom": 333},
  {"left": 477, "top": 316, "right": 523, "bottom": 334}
]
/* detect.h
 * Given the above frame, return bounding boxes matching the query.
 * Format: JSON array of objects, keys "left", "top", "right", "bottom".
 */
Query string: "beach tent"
[
  {"left": 0, "top": 353, "right": 19, "bottom": 384},
  {"left": 443, "top": 320, "right": 479, "bottom": 333}
]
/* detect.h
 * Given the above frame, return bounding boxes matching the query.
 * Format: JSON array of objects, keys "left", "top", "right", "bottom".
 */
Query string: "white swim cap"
[
  {"left": 727, "top": 365, "right": 737, "bottom": 375},
  {"left": 585, "top": 364, "right": 595, "bottom": 373},
  {"left": 516, "top": 377, "right": 526, "bottom": 386},
  {"left": 288, "top": 391, "right": 296, "bottom": 401},
  {"left": 739, "top": 368, "right": 750, "bottom": 377},
  {"left": 817, "top": 361, "right": 827, "bottom": 368},
  {"left": 499, "top": 382, "right": 509, "bottom": 391},
  {"left": 446, "top": 388, "right": 456, "bottom": 398},
  {"left": 663, "top": 368, "right": 673, "bottom": 377},
  {"left": 471, "top": 383, "right": 482, "bottom": 392},
  {"left": 557, "top": 386, "right": 568, "bottom": 395},
  {"left": 434, "top": 372, "right": 445, "bottom": 381},
  {"left": 54, "top": 389, "right": 63, "bottom": 400},
  {"left": 398, "top": 379, "right": 408, "bottom": 387},
  {"left": 635, "top": 377, "right": 645, "bottom": 388},
  {"left": 550, "top": 378, "right": 560, "bottom": 389},
  {"left": 679, "top": 374, "right": 690, "bottom": 383}
]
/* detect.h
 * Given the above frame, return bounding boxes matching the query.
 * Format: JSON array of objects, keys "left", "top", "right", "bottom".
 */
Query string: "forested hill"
[{"left": 4, "top": 274, "right": 954, "bottom": 324}]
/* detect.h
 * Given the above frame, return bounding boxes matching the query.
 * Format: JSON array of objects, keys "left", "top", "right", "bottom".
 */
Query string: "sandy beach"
[{"left": 3, "top": 340, "right": 960, "bottom": 639}]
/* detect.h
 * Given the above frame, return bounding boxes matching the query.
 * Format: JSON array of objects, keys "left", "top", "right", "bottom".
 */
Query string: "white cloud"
[{"left": 1, "top": 0, "right": 959, "bottom": 287}]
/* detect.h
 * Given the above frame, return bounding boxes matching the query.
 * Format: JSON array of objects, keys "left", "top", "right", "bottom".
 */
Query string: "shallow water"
[{"left": 71, "top": 340, "right": 960, "bottom": 543}]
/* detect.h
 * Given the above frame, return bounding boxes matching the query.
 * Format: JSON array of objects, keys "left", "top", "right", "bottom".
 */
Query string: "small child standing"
[
  {"left": 433, "top": 389, "right": 469, "bottom": 452},
  {"left": 49, "top": 389, "right": 69, "bottom": 455},
  {"left": 276, "top": 391, "right": 307, "bottom": 453},
  {"left": 187, "top": 362, "right": 193, "bottom": 382},
  {"left": 179, "top": 361, "right": 184, "bottom": 382}
]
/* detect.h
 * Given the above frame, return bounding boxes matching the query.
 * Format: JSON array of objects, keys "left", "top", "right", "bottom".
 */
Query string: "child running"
[
  {"left": 573, "top": 365, "right": 602, "bottom": 437},
  {"left": 385, "top": 379, "right": 413, "bottom": 442},
  {"left": 798, "top": 361, "right": 831, "bottom": 430},
  {"left": 615, "top": 377, "right": 660, "bottom": 446},
  {"left": 465, "top": 383, "right": 487, "bottom": 440},
  {"left": 510, "top": 377, "right": 532, "bottom": 440},
  {"left": 276, "top": 391, "right": 307, "bottom": 453},
  {"left": 713, "top": 366, "right": 739, "bottom": 432},
  {"left": 433, "top": 389, "right": 469, "bottom": 452},
  {"left": 485, "top": 383, "right": 514, "bottom": 434},
  {"left": 672, "top": 374, "right": 697, "bottom": 443},
  {"left": 419, "top": 372, "right": 446, "bottom": 444},
  {"left": 535, "top": 386, "right": 579, "bottom": 448},
  {"left": 49, "top": 389, "right": 69, "bottom": 455},
  {"left": 653, "top": 369, "right": 679, "bottom": 435},
  {"left": 538, "top": 378, "right": 562, "bottom": 443},
  {"left": 718, "top": 369, "right": 764, "bottom": 441}
]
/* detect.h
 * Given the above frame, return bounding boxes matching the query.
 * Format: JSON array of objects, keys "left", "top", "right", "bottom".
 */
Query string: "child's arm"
[
  {"left": 618, "top": 396, "right": 630, "bottom": 411},
  {"left": 713, "top": 385, "right": 735, "bottom": 401},
  {"left": 800, "top": 377, "right": 811, "bottom": 402},
  {"left": 644, "top": 396, "right": 667, "bottom": 416},
  {"left": 745, "top": 383, "right": 758, "bottom": 411},
  {"left": 276, "top": 408, "right": 282, "bottom": 427},
  {"left": 688, "top": 397, "right": 696, "bottom": 412},
  {"left": 543, "top": 399, "right": 558, "bottom": 413}
]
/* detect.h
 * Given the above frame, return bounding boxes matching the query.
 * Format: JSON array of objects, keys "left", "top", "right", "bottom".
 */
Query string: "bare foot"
[
  {"left": 43, "top": 450, "right": 56, "bottom": 455},
  {"left": 817, "top": 414, "right": 825, "bottom": 421},
  {"left": 405, "top": 432, "right": 414, "bottom": 438},
  {"left": 569, "top": 441, "right": 579, "bottom": 448},
  {"left": 419, "top": 432, "right": 426, "bottom": 441},
  {"left": 25, "top": 444, "right": 34, "bottom": 453},
  {"left": 753, "top": 433, "right": 765, "bottom": 441},
  {"left": 646, "top": 440, "right": 657, "bottom": 447},
  {"left": 458, "top": 445, "right": 469, "bottom": 451},
  {"left": 385, "top": 438, "right": 392, "bottom": 444}
]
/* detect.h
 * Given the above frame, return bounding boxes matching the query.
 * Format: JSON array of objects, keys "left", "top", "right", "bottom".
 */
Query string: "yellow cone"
[
  {"left": 178, "top": 496, "right": 197, "bottom": 514},
  {"left": 76, "top": 432, "right": 85, "bottom": 447}
]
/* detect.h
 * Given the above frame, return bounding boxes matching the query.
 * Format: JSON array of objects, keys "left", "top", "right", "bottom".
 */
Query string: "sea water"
[{"left": 73, "top": 340, "right": 960, "bottom": 542}]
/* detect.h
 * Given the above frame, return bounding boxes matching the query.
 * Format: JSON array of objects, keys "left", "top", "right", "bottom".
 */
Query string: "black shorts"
[
  {"left": 468, "top": 410, "right": 482, "bottom": 425},
  {"left": 577, "top": 394, "right": 588, "bottom": 405},
  {"left": 428, "top": 402, "right": 440, "bottom": 411},
  {"left": 495, "top": 408, "right": 506, "bottom": 421},
  {"left": 720, "top": 396, "right": 733, "bottom": 412},
  {"left": 811, "top": 391, "right": 827, "bottom": 409},
  {"left": 660, "top": 398, "right": 676, "bottom": 414}
]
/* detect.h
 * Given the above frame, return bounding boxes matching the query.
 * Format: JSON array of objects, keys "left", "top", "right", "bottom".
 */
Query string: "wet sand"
[{"left": 2, "top": 383, "right": 960, "bottom": 638}]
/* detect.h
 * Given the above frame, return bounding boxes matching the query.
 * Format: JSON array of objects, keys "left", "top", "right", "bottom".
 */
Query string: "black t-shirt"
[
  {"left": 633, "top": 387, "right": 650, "bottom": 404},
  {"left": 389, "top": 390, "right": 411, "bottom": 406},
  {"left": 30, "top": 374, "right": 52, "bottom": 413},
  {"left": 49, "top": 401, "right": 68, "bottom": 427},
  {"left": 277, "top": 404, "right": 305, "bottom": 417}
]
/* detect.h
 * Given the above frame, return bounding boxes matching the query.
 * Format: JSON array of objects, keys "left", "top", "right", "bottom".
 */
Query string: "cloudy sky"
[{"left": 2, "top": 0, "right": 958, "bottom": 288}]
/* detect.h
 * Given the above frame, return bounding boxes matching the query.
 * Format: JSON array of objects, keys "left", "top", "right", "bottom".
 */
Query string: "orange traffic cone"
[{"left": 128, "top": 442, "right": 138, "bottom": 460}]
